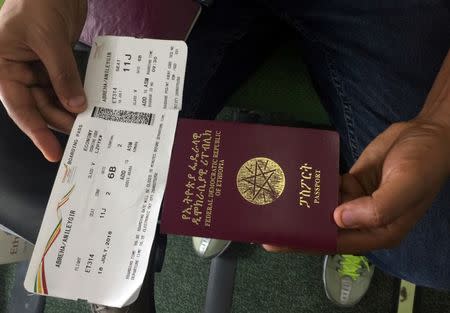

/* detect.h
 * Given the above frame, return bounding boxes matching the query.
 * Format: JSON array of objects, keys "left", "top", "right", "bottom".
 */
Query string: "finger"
[
  {"left": 32, "top": 87, "right": 75, "bottom": 134},
  {"left": 337, "top": 193, "right": 435, "bottom": 253},
  {"left": 30, "top": 37, "right": 86, "bottom": 113},
  {"left": 339, "top": 173, "right": 366, "bottom": 204},
  {"left": 0, "top": 59, "right": 39, "bottom": 85},
  {"left": 261, "top": 244, "right": 329, "bottom": 255},
  {"left": 337, "top": 223, "right": 406, "bottom": 254},
  {"left": 30, "top": 62, "right": 52, "bottom": 86},
  {"left": 349, "top": 123, "right": 409, "bottom": 192},
  {"left": 337, "top": 229, "right": 383, "bottom": 254},
  {"left": 334, "top": 168, "right": 424, "bottom": 229},
  {"left": 0, "top": 80, "right": 62, "bottom": 162},
  {"left": 262, "top": 244, "right": 294, "bottom": 253}
]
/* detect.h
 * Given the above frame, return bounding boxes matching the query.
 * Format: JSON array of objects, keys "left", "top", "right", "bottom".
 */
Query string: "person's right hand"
[{"left": 0, "top": 0, "right": 88, "bottom": 162}]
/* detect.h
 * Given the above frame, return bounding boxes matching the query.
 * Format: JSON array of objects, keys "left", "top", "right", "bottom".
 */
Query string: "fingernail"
[
  {"left": 341, "top": 210, "right": 356, "bottom": 227},
  {"left": 68, "top": 96, "right": 86, "bottom": 108}
]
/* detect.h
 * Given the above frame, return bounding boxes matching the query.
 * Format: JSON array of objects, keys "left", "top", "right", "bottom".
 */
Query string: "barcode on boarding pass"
[{"left": 91, "top": 107, "right": 155, "bottom": 126}]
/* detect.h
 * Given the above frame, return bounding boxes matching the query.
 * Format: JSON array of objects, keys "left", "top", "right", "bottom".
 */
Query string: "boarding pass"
[{"left": 25, "top": 36, "right": 187, "bottom": 307}]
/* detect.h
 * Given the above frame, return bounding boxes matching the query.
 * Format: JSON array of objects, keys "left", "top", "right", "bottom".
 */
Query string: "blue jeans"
[{"left": 182, "top": 0, "right": 450, "bottom": 290}]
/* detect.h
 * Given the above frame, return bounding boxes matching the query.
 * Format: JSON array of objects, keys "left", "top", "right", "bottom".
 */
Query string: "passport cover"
[
  {"left": 161, "top": 119, "right": 339, "bottom": 251},
  {"left": 80, "top": 0, "right": 201, "bottom": 45}
]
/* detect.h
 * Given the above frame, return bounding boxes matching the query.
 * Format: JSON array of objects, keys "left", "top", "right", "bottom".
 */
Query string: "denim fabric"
[{"left": 183, "top": 0, "right": 450, "bottom": 289}]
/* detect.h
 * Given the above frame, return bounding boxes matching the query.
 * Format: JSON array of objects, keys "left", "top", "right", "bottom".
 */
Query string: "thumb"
[
  {"left": 334, "top": 169, "right": 423, "bottom": 229},
  {"left": 334, "top": 196, "right": 387, "bottom": 229},
  {"left": 32, "top": 37, "right": 87, "bottom": 113}
]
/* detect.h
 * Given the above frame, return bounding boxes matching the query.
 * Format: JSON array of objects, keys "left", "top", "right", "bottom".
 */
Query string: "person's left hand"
[
  {"left": 263, "top": 119, "right": 450, "bottom": 254},
  {"left": 0, "top": 0, "right": 88, "bottom": 162}
]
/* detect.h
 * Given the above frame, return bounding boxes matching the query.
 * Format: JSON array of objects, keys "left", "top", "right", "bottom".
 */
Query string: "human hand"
[
  {"left": 334, "top": 120, "right": 449, "bottom": 253},
  {"left": 263, "top": 120, "right": 450, "bottom": 254},
  {"left": 0, "top": 0, "right": 87, "bottom": 162}
]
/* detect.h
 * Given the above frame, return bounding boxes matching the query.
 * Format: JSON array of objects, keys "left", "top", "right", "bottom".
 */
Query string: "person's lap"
[
  {"left": 282, "top": 0, "right": 450, "bottom": 290},
  {"left": 184, "top": 0, "right": 450, "bottom": 289}
]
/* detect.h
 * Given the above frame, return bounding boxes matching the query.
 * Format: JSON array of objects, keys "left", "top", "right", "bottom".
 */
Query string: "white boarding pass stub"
[
  {"left": 85, "top": 36, "right": 186, "bottom": 111},
  {"left": 24, "top": 36, "right": 187, "bottom": 307}
]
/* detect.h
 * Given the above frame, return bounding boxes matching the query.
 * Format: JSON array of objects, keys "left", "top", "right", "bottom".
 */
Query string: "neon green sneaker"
[{"left": 323, "top": 255, "right": 375, "bottom": 307}]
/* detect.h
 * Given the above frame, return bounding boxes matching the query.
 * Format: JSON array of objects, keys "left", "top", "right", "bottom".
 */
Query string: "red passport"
[{"left": 161, "top": 119, "right": 339, "bottom": 251}]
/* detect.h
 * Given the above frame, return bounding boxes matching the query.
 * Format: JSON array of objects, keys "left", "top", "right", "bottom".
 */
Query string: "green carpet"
[
  {"left": 0, "top": 263, "right": 91, "bottom": 313},
  {"left": 0, "top": 264, "right": 15, "bottom": 313},
  {"left": 226, "top": 42, "right": 329, "bottom": 126},
  {"left": 44, "top": 298, "right": 90, "bottom": 313},
  {"left": 155, "top": 236, "right": 396, "bottom": 313},
  {"left": 2, "top": 238, "right": 450, "bottom": 313},
  {"left": 154, "top": 236, "right": 450, "bottom": 313}
]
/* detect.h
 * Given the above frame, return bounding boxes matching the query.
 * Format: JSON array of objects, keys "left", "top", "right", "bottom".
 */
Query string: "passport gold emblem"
[{"left": 237, "top": 157, "right": 285, "bottom": 205}]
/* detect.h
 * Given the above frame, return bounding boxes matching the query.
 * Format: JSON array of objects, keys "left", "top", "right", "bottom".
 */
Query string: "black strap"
[
  {"left": 133, "top": 228, "right": 167, "bottom": 313},
  {"left": 204, "top": 252, "right": 237, "bottom": 313}
]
